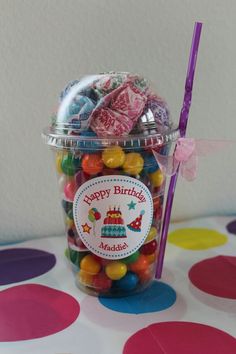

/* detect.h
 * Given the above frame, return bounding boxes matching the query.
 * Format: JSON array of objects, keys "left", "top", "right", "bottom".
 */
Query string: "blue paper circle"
[{"left": 98, "top": 281, "right": 176, "bottom": 314}]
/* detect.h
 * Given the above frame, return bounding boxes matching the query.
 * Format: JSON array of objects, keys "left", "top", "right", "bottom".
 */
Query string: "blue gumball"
[
  {"left": 116, "top": 272, "right": 139, "bottom": 291},
  {"left": 143, "top": 153, "right": 159, "bottom": 174}
]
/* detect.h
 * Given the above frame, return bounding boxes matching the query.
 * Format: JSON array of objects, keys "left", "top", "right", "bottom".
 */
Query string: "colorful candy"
[
  {"left": 102, "top": 146, "right": 125, "bottom": 169},
  {"left": 122, "top": 153, "right": 144, "bottom": 176},
  {"left": 105, "top": 261, "right": 127, "bottom": 280},
  {"left": 129, "top": 254, "right": 149, "bottom": 273},
  {"left": 80, "top": 255, "right": 101, "bottom": 275},
  {"left": 116, "top": 271, "right": 139, "bottom": 291},
  {"left": 149, "top": 169, "right": 164, "bottom": 187},
  {"left": 46, "top": 72, "right": 175, "bottom": 296},
  {"left": 81, "top": 154, "right": 104, "bottom": 175},
  {"left": 140, "top": 240, "right": 158, "bottom": 255}
]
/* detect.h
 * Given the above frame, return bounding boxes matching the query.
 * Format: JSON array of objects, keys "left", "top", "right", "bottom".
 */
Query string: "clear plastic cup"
[{"left": 42, "top": 73, "right": 179, "bottom": 296}]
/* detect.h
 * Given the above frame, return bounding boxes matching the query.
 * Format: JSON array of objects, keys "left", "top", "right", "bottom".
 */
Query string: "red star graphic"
[{"left": 82, "top": 223, "right": 92, "bottom": 234}]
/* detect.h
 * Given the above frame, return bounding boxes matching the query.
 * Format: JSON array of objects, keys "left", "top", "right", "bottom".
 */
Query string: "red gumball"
[
  {"left": 64, "top": 180, "right": 78, "bottom": 201},
  {"left": 140, "top": 239, "right": 158, "bottom": 255},
  {"left": 92, "top": 273, "right": 112, "bottom": 290}
]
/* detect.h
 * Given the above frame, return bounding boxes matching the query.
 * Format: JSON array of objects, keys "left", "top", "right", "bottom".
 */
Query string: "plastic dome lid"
[{"left": 43, "top": 72, "right": 179, "bottom": 149}]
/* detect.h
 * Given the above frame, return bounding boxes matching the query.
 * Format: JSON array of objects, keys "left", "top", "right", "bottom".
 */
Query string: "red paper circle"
[
  {"left": 123, "top": 322, "right": 236, "bottom": 354},
  {"left": 189, "top": 255, "right": 236, "bottom": 299},
  {"left": 0, "top": 284, "right": 80, "bottom": 341}
]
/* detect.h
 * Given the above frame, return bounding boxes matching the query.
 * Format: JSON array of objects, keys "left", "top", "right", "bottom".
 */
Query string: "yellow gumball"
[
  {"left": 80, "top": 255, "right": 101, "bottom": 275},
  {"left": 149, "top": 169, "right": 164, "bottom": 187},
  {"left": 65, "top": 217, "right": 74, "bottom": 228},
  {"left": 105, "top": 261, "right": 127, "bottom": 280},
  {"left": 122, "top": 153, "right": 144, "bottom": 176},
  {"left": 55, "top": 152, "right": 64, "bottom": 174},
  {"left": 77, "top": 269, "right": 93, "bottom": 286},
  {"left": 144, "top": 226, "right": 157, "bottom": 244},
  {"left": 102, "top": 146, "right": 125, "bottom": 168}
]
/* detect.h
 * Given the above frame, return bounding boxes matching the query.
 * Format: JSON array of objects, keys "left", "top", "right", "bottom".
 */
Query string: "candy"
[
  {"left": 122, "top": 153, "right": 144, "bottom": 176},
  {"left": 143, "top": 153, "right": 159, "bottom": 174},
  {"left": 92, "top": 273, "right": 112, "bottom": 291},
  {"left": 80, "top": 255, "right": 101, "bottom": 275},
  {"left": 116, "top": 271, "right": 139, "bottom": 291},
  {"left": 65, "top": 217, "right": 74, "bottom": 229},
  {"left": 149, "top": 169, "right": 164, "bottom": 187},
  {"left": 64, "top": 180, "right": 78, "bottom": 201},
  {"left": 138, "top": 267, "right": 153, "bottom": 284},
  {"left": 55, "top": 152, "right": 63, "bottom": 174},
  {"left": 78, "top": 130, "right": 100, "bottom": 153},
  {"left": 62, "top": 200, "right": 73, "bottom": 214},
  {"left": 77, "top": 269, "right": 94, "bottom": 286},
  {"left": 144, "top": 226, "right": 157, "bottom": 244},
  {"left": 90, "top": 81, "right": 147, "bottom": 136},
  {"left": 129, "top": 254, "right": 149, "bottom": 273},
  {"left": 140, "top": 240, "right": 158, "bottom": 255},
  {"left": 105, "top": 261, "right": 127, "bottom": 280},
  {"left": 146, "top": 252, "right": 157, "bottom": 264},
  {"left": 102, "top": 146, "right": 125, "bottom": 169},
  {"left": 61, "top": 154, "right": 80, "bottom": 176},
  {"left": 121, "top": 251, "right": 140, "bottom": 264},
  {"left": 81, "top": 154, "right": 104, "bottom": 175}
]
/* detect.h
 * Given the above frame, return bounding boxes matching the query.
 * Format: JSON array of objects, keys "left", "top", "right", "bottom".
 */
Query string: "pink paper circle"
[
  {"left": 123, "top": 322, "right": 236, "bottom": 354},
  {"left": 0, "top": 284, "right": 80, "bottom": 341},
  {"left": 189, "top": 255, "right": 236, "bottom": 299}
]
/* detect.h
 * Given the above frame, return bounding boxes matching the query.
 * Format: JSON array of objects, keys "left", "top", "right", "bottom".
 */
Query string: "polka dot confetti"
[
  {"left": 226, "top": 220, "right": 236, "bottom": 235},
  {"left": 123, "top": 321, "right": 236, "bottom": 354},
  {"left": 99, "top": 281, "right": 176, "bottom": 314},
  {"left": 0, "top": 284, "right": 80, "bottom": 341},
  {"left": 168, "top": 228, "right": 227, "bottom": 250},
  {"left": 0, "top": 248, "right": 56, "bottom": 285},
  {"left": 189, "top": 255, "right": 236, "bottom": 299}
]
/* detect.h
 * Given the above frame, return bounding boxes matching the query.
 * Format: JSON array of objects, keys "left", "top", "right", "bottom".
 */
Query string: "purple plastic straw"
[{"left": 156, "top": 22, "right": 202, "bottom": 278}]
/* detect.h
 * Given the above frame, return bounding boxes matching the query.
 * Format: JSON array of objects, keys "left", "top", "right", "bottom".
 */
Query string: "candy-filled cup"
[{"left": 43, "top": 73, "right": 179, "bottom": 296}]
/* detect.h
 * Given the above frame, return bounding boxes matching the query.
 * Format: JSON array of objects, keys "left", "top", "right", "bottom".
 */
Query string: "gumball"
[
  {"left": 80, "top": 254, "right": 101, "bottom": 275},
  {"left": 62, "top": 200, "right": 73, "bottom": 214},
  {"left": 78, "top": 269, "right": 94, "bottom": 286},
  {"left": 146, "top": 252, "right": 157, "bottom": 264},
  {"left": 75, "top": 170, "right": 90, "bottom": 187},
  {"left": 64, "top": 180, "right": 78, "bottom": 201},
  {"left": 61, "top": 154, "right": 79, "bottom": 176},
  {"left": 58, "top": 174, "right": 72, "bottom": 193},
  {"left": 55, "top": 152, "right": 64, "bottom": 174},
  {"left": 116, "top": 272, "right": 139, "bottom": 291},
  {"left": 92, "top": 273, "right": 112, "bottom": 291},
  {"left": 140, "top": 239, "right": 158, "bottom": 255},
  {"left": 149, "top": 169, "right": 164, "bottom": 187},
  {"left": 102, "top": 146, "right": 125, "bottom": 169},
  {"left": 129, "top": 254, "right": 149, "bottom": 273},
  {"left": 67, "top": 209, "right": 74, "bottom": 220},
  {"left": 143, "top": 153, "right": 159, "bottom": 174},
  {"left": 144, "top": 226, "right": 157, "bottom": 244},
  {"left": 138, "top": 267, "right": 153, "bottom": 284},
  {"left": 121, "top": 251, "right": 140, "bottom": 264},
  {"left": 105, "top": 261, "right": 127, "bottom": 280},
  {"left": 122, "top": 153, "right": 144, "bottom": 176},
  {"left": 82, "top": 154, "right": 104, "bottom": 175},
  {"left": 65, "top": 217, "right": 74, "bottom": 228}
]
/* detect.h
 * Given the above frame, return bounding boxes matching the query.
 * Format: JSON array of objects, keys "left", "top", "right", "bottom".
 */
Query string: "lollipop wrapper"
[{"left": 90, "top": 82, "right": 147, "bottom": 136}]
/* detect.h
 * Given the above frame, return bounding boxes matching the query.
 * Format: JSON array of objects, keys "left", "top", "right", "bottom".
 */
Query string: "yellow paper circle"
[{"left": 168, "top": 228, "right": 228, "bottom": 250}]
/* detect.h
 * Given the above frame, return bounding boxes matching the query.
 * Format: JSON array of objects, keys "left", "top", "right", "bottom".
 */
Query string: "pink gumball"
[{"left": 64, "top": 180, "right": 78, "bottom": 201}]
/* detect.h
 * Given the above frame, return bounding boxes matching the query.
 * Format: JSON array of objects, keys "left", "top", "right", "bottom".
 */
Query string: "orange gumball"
[
  {"left": 129, "top": 254, "right": 149, "bottom": 273},
  {"left": 82, "top": 154, "right": 104, "bottom": 175},
  {"left": 77, "top": 269, "right": 94, "bottom": 286},
  {"left": 138, "top": 267, "right": 153, "bottom": 284}
]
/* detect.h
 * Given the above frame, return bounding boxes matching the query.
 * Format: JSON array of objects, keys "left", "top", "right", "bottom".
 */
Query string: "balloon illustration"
[{"left": 88, "top": 208, "right": 101, "bottom": 236}]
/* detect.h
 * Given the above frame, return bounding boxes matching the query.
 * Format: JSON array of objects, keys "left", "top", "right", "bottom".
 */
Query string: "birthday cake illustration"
[{"left": 101, "top": 207, "right": 127, "bottom": 238}]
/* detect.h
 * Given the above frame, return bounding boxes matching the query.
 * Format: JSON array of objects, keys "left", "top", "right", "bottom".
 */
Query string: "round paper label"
[{"left": 73, "top": 175, "right": 153, "bottom": 259}]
